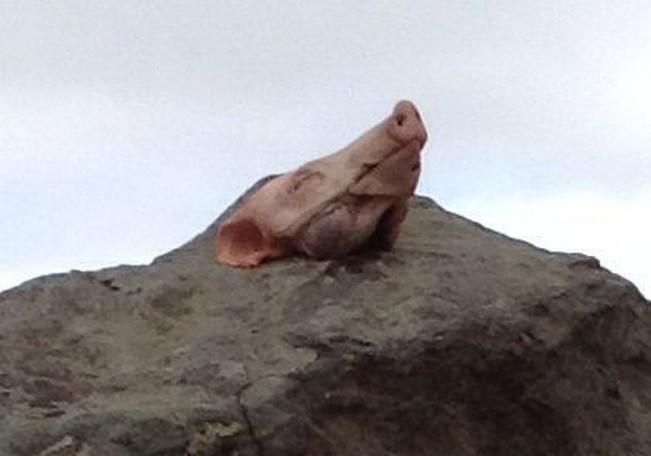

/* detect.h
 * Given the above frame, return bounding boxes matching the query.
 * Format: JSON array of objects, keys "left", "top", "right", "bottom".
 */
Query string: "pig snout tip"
[{"left": 390, "top": 100, "right": 428, "bottom": 147}]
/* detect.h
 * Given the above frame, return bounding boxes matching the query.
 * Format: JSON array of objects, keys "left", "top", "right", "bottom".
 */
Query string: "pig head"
[{"left": 216, "top": 100, "right": 428, "bottom": 267}]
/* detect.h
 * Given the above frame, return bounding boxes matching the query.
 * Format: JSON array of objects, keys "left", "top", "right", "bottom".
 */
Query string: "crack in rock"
[{"left": 236, "top": 382, "right": 265, "bottom": 456}]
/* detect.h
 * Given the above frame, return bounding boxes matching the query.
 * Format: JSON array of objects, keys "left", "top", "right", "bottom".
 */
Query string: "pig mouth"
[
  {"left": 386, "top": 138, "right": 423, "bottom": 167},
  {"left": 353, "top": 138, "right": 423, "bottom": 191}
]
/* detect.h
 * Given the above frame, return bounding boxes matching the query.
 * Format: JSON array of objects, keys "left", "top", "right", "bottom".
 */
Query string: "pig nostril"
[
  {"left": 411, "top": 163, "right": 420, "bottom": 172},
  {"left": 396, "top": 113, "right": 406, "bottom": 127}
]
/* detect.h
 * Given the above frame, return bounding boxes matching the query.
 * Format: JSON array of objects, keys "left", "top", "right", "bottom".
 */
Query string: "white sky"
[{"left": 1, "top": 1, "right": 649, "bottom": 297}]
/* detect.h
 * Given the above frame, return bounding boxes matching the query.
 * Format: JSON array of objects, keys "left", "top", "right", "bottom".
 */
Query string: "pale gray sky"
[{"left": 1, "top": 1, "right": 649, "bottom": 296}]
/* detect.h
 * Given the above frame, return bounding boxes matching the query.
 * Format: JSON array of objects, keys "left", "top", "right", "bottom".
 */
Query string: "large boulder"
[{"left": 1, "top": 191, "right": 649, "bottom": 455}]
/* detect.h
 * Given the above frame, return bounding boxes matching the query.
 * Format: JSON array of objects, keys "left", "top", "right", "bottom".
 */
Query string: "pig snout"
[{"left": 388, "top": 100, "right": 428, "bottom": 148}]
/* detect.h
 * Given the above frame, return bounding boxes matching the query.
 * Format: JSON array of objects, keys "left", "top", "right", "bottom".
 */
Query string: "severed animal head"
[{"left": 216, "top": 100, "right": 428, "bottom": 267}]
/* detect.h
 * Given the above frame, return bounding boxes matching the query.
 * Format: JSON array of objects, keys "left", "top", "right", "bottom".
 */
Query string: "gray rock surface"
[{"left": 1, "top": 187, "right": 650, "bottom": 455}]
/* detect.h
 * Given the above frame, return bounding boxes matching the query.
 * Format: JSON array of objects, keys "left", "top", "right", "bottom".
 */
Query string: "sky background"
[{"left": 1, "top": 1, "right": 649, "bottom": 297}]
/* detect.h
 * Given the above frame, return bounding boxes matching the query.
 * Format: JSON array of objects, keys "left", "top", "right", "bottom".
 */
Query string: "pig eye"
[{"left": 289, "top": 169, "right": 325, "bottom": 192}]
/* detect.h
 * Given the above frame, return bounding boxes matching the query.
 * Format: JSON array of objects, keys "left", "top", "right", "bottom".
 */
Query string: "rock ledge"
[{"left": 1, "top": 195, "right": 649, "bottom": 455}]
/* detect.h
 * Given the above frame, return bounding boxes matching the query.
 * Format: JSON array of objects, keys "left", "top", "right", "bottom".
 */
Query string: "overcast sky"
[{"left": 1, "top": 1, "right": 649, "bottom": 297}]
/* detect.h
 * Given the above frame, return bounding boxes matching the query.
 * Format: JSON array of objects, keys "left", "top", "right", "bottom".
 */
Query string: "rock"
[{"left": 1, "top": 192, "right": 650, "bottom": 455}]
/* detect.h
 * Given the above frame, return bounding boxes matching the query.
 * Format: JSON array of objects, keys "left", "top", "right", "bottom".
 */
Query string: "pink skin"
[
  {"left": 389, "top": 100, "right": 428, "bottom": 146},
  {"left": 216, "top": 100, "right": 428, "bottom": 267}
]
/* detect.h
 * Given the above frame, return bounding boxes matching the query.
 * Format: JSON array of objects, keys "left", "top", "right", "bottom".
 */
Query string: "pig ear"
[{"left": 216, "top": 218, "right": 270, "bottom": 267}]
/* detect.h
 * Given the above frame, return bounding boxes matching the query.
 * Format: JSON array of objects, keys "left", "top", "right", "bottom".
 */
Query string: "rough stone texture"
[{"left": 1, "top": 186, "right": 650, "bottom": 455}]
